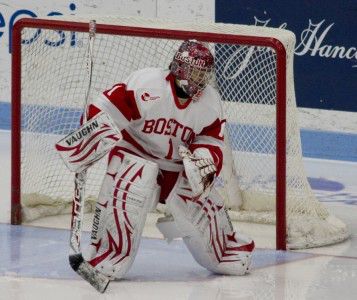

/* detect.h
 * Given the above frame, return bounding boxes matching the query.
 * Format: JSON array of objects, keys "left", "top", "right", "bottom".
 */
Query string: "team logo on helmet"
[{"left": 174, "top": 51, "right": 207, "bottom": 68}]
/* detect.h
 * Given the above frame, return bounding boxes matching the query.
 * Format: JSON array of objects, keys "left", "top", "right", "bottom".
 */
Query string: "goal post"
[{"left": 11, "top": 16, "right": 349, "bottom": 250}]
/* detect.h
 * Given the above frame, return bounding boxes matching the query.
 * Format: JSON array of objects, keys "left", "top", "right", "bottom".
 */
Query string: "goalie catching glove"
[
  {"left": 55, "top": 112, "right": 122, "bottom": 172},
  {"left": 179, "top": 145, "right": 217, "bottom": 197}
]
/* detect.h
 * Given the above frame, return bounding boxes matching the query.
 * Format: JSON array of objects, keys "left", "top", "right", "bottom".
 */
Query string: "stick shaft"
[{"left": 68, "top": 20, "right": 110, "bottom": 293}]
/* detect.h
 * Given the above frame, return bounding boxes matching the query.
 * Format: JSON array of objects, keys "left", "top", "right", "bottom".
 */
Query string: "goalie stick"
[{"left": 68, "top": 20, "right": 110, "bottom": 293}]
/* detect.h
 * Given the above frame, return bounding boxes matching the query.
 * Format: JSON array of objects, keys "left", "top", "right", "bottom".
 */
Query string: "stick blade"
[{"left": 69, "top": 254, "right": 110, "bottom": 293}]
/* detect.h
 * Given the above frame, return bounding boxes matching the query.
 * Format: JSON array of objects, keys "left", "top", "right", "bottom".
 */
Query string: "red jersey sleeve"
[
  {"left": 103, "top": 83, "right": 141, "bottom": 121},
  {"left": 80, "top": 83, "right": 141, "bottom": 126},
  {"left": 80, "top": 104, "right": 101, "bottom": 125}
]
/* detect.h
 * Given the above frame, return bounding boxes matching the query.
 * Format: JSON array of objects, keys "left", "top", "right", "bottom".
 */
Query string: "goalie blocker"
[{"left": 55, "top": 112, "right": 122, "bottom": 172}]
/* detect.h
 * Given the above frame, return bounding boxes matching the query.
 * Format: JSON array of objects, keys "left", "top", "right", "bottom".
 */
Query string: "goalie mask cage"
[{"left": 11, "top": 16, "right": 349, "bottom": 250}]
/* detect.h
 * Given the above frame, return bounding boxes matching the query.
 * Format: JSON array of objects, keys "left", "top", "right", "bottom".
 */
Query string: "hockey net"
[{"left": 11, "top": 16, "right": 349, "bottom": 249}]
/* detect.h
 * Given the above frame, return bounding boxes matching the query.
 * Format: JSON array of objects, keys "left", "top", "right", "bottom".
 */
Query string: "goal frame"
[{"left": 11, "top": 18, "right": 287, "bottom": 249}]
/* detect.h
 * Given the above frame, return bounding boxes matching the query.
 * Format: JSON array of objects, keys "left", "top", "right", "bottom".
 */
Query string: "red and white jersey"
[{"left": 90, "top": 68, "right": 225, "bottom": 173}]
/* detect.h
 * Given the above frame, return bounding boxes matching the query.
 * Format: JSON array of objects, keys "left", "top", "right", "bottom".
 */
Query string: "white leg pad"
[
  {"left": 165, "top": 173, "right": 255, "bottom": 275},
  {"left": 85, "top": 152, "right": 159, "bottom": 279}
]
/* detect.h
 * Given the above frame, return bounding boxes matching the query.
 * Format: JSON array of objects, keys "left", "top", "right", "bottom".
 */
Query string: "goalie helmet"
[{"left": 170, "top": 40, "right": 214, "bottom": 100}]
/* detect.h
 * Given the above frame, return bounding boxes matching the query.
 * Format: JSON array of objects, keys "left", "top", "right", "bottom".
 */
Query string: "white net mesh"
[{"left": 15, "top": 16, "right": 349, "bottom": 249}]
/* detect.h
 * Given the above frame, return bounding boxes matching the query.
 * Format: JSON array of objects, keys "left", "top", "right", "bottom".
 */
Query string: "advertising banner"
[
  {"left": 0, "top": 1, "right": 157, "bottom": 103},
  {"left": 216, "top": 0, "right": 357, "bottom": 112}
]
